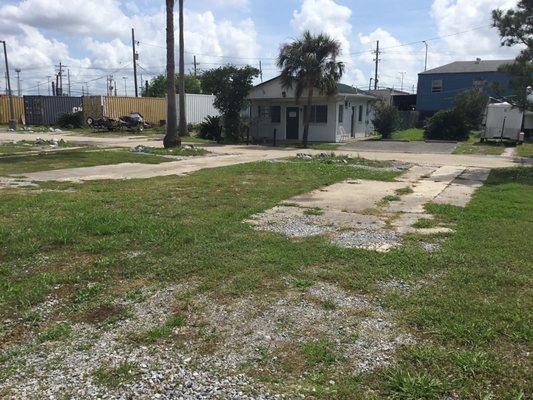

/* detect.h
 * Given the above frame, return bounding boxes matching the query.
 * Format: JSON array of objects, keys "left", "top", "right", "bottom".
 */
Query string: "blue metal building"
[{"left": 416, "top": 59, "right": 513, "bottom": 112}]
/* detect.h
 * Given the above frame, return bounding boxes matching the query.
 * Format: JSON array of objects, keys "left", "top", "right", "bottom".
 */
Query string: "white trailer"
[{"left": 482, "top": 102, "right": 532, "bottom": 142}]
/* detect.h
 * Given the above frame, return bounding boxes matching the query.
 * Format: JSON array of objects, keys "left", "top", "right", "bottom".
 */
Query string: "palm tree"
[
  {"left": 163, "top": 0, "right": 180, "bottom": 148},
  {"left": 277, "top": 31, "right": 344, "bottom": 147},
  {"left": 177, "top": 0, "right": 187, "bottom": 136}
]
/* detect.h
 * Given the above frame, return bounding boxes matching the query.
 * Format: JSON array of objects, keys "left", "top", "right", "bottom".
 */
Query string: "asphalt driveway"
[{"left": 341, "top": 140, "right": 458, "bottom": 154}]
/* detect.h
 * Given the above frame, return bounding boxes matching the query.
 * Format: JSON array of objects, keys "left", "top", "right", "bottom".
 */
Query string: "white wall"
[{"left": 176, "top": 94, "right": 219, "bottom": 124}]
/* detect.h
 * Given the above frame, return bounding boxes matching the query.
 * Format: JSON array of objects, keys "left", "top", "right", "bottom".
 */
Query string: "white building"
[{"left": 248, "top": 76, "right": 376, "bottom": 143}]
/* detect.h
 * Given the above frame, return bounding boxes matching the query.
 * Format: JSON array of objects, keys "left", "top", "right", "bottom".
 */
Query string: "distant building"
[
  {"left": 368, "top": 88, "right": 410, "bottom": 105},
  {"left": 416, "top": 59, "right": 513, "bottom": 112}
]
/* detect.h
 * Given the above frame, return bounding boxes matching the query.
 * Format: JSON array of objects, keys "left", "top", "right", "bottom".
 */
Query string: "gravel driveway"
[{"left": 341, "top": 140, "right": 458, "bottom": 154}]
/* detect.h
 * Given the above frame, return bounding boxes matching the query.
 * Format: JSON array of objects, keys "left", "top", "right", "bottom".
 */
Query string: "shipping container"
[
  {"left": 23, "top": 96, "right": 83, "bottom": 125},
  {"left": 178, "top": 94, "right": 219, "bottom": 124},
  {"left": 83, "top": 96, "right": 104, "bottom": 120},
  {"left": 0, "top": 95, "right": 24, "bottom": 124}
]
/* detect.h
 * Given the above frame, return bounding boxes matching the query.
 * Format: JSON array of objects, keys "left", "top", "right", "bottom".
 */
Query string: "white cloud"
[{"left": 290, "top": 0, "right": 366, "bottom": 88}]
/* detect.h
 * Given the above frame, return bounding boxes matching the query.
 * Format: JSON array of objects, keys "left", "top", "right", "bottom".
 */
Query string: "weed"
[
  {"left": 303, "top": 208, "right": 324, "bottom": 216},
  {"left": 130, "top": 315, "right": 185, "bottom": 344},
  {"left": 300, "top": 340, "right": 339, "bottom": 366},
  {"left": 322, "top": 298, "right": 337, "bottom": 310},
  {"left": 37, "top": 322, "right": 71, "bottom": 342},
  {"left": 395, "top": 186, "right": 413, "bottom": 195},
  {"left": 411, "top": 219, "right": 437, "bottom": 229},
  {"left": 381, "top": 369, "right": 444, "bottom": 399},
  {"left": 92, "top": 362, "right": 137, "bottom": 388}
]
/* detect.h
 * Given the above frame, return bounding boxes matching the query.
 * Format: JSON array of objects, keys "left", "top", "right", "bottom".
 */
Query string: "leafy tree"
[
  {"left": 371, "top": 102, "right": 400, "bottom": 139},
  {"left": 424, "top": 109, "right": 469, "bottom": 141},
  {"left": 492, "top": 0, "right": 533, "bottom": 110},
  {"left": 277, "top": 31, "right": 344, "bottom": 147},
  {"left": 453, "top": 89, "right": 489, "bottom": 129},
  {"left": 492, "top": 0, "right": 532, "bottom": 62},
  {"left": 142, "top": 74, "right": 202, "bottom": 97},
  {"left": 163, "top": 0, "right": 179, "bottom": 148},
  {"left": 201, "top": 65, "right": 259, "bottom": 142}
]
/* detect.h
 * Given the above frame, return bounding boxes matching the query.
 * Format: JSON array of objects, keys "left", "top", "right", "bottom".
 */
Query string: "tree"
[
  {"left": 371, "top": 102, "right": 399, "bottom": 139},
  {"left": 201, "top": 65, "right": 259, "bottom": 142},
  {"left": 163, "top": 0, "right": 179, "bottom": 148},
  {"left": 141, "top": 74, "right": 201, "bottom": 97},
  {"left": 277, "top": 30, "right": 344, "bottom": 147},
  {"left": 492, "top": 0, "right": 532, "bottom": 62},
  {"left": 492, "top": 1, "right": 533, "bottom": 111},
  {"left": 424, "top": 109, "right": 469, "bottom": 141},
  {"left": 177, "top": 0, "right": 187, "bottom": 137},
  {"left": 453, "top": 89, "right": 489, "bottom": 129}
]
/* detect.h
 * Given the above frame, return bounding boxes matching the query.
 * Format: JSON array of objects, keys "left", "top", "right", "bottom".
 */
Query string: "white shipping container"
[{"left": 176, "top": 94, "right": 219, "bottom": 124}]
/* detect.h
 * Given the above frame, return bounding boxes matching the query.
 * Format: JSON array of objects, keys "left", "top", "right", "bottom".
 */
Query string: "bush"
[
  {"left": 424, "top": 109, "right": 469, "bottom": 141},
  {"left": 187, "top": 122, "right": 201, "bottom": 133},
  {"left": 453, "top": 89, "right": 489, "bottom": 129},
  {"left": 56, "top": 111, "right": 84, "bottom": 129},
  {"left": 372, "top": 103, "right": 400, "bottom": 139},
  {"left": 198, "top": 115, "right": 222, "bottom": 142}
]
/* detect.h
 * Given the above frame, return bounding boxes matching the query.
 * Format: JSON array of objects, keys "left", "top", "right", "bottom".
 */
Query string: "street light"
[
  {"left": 0, "top": 40, "right": 16, "bottom": 130},
  {"left": 123, "top": 76, "right": 127, "bottom": 96}
]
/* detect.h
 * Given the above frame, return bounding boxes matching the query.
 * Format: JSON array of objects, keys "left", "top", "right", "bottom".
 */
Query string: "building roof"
[
  {"left": 253, "top": 76, "right": 375, "bottom": 98},
  {"left": 420, "top": 59, "right": 514, "bottom": 75}
]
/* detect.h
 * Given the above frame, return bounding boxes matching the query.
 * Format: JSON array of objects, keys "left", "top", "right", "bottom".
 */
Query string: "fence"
[
  {"left": 83, "top": 94, "right": 219, "bottom": 125},
  {"left": 23, "top": 96, "right": 83, "bottom": 125},
  {"left": 0, "top": 95, "right": 24, "bottom": 124}
]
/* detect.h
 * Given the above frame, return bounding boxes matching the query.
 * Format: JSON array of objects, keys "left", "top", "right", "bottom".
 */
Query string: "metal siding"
[
  {"left": 0, "top": 95, "right": 24, "bottom": 124},
  {"left": 23, "top": 96, "right": 83, "bottom": 125},
  {"left": 178, "top": 94, "right": 219, "bottom": 124},
  {"left": 104, "top": 97, "right": 166, "bottom": 124},
  {"left": 83, "top": 96, "right": 104, "bottom": 122},
  {"left": 416, "top": 71, "right": 511, "bottom": 112}
]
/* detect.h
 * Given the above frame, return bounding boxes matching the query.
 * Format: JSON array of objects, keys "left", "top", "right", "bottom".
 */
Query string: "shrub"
[
  {"left": 372, "top": 102, "right": 400, "bottom": 139},
  {"left": 424, "top": 109, "right": 469, "bottom": 141},
  {"left": 56, "top": 111, "right": 84, "bottom": 128},
  {"left": 186, "top": 122, "right": 201, "bottom": 133},
  {"left": 453, "top": 89, "right": 489, "bottom": 129},
  {"left": 198, "top": 115, "right": 222, "bottom": 142}
]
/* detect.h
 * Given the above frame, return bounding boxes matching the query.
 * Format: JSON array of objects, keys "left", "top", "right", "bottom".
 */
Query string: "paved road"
[
  {"left": 0, "top": 131, "right": 525, "bottom": 182},
  {"left": 341, "top": 140, "right": 458, "bottom": 154}
]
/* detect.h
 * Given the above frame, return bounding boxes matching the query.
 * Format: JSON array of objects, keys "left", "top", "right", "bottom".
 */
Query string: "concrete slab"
[{"left": 341, "top": 140, "right": 458, "bottom": 154}]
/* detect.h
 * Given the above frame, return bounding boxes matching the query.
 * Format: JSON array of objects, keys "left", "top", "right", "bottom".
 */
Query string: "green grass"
[
  {"left": 303, "top": 208, "right": 324, "bottom": 216},
  {"left": 0, "top": 139, "right": 75, "bottom": 154},
  {"left": 92, "top": 362, "right": 137, "bottom": 388},
  {"left": 411, "top": 218, "right": 437, "bottom": 229},
  {"left": 129, "top": 315, "right": 186, "bottom": 344},
  {"left": 37, "top": 322, "right": 71, "bottom": 342},
  {"left": 390, "top": 129, "right": 424, "bottom": 141},
  {"left": 453, "top": 132, "right": 506, "bottom": 155},
  {"left": 0, "top": 148, "right": 173, "bottom": 176},
  {"left": 516, "top": 142, "right": 533, "bottom": 158},
  {"left": 0, "top": 159, "right": 531, "bottom": 398},
  {"left": 395, "top": 186, "right": 414, "bottom": 195}
]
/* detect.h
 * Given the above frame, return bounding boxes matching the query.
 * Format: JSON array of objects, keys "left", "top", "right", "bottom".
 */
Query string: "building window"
[
  {"left": 270, "top": 106, "right": 281, "bottom": 123},
  {"left": 431, "top": 79, "right": 443, "bottom": 93},
  {"left": 338, "top": 105, "right": 343, "bottom": 123},
  {"left": 358, "top": 105, "right": 363, "bottom": 122},
  {"left": 305, "top": 105, "right": 327, "bottom": 123}
]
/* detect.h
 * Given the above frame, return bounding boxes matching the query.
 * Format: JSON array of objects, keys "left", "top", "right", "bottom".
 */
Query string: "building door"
[
  {"left": 350, "top": 106, "right": 355, "bottom": 136},
  {"left": 286, "top": 107, "right": 299, "bottom": 139}
]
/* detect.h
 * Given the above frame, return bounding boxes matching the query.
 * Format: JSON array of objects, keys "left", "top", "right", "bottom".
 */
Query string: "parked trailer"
[
  {"left": 482, "top": 102, "right": 531, "bottom": 142},
  {"left": 23, "top": 96, "right": 83, "bottom": 126}
]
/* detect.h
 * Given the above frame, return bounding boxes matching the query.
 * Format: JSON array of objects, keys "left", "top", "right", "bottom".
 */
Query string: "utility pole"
[
  {"left": 47, "top": 75, "right": 51, "bottom": 95},
  {"left": 123, "top": 76, "right": 127, "bottom": 96},
  {"left": 399, "top": 72, "right": 406, "bottom": 92},
  {"left": 193, "top": 55, "right": 197, "bottom": 76},
  {"left": 37, "top": 82, "right": 40, "bottom": 95},
  {"left": 259, "top": 60, "right": 263, "bottom": 82},
  {"left": 373, "top": 40, "right": 380, "bottom": 90},
  {"left": 1, "top": 40, "right": 16, "bottom": 129},
  {"left": 82, "top": 85, "right": 84, "bottom": 96},
  {"left": 15, "top": 68, "right": 21, "bottom": 96},
  {"left": 423, "top": 41, "right": 428, "bottom": 72},
  {"left": 85, "top": 82, "right": 89, "bottom": 96},
  {"left": 58, "top": 62, "right": 63, "bottom": 95},
  {"left": 132, "top": 28, "right": 139, "bottom": 97},
  {"left": 139, "top": 72, "right": 143, "bottom": 96},
  {"left": 67, "top": 68, "right": 71, "bottom": 96},
  {"left": 52, "top": 81, "right": 56, "bottom": 96},
  {"left": 55, "top": 74, "right": 59, "bottom": 96}
]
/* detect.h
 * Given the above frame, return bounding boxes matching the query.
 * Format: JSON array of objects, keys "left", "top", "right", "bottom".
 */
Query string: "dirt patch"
[{"left": 75, "top": 303, "right": 127, "bottom": 324}]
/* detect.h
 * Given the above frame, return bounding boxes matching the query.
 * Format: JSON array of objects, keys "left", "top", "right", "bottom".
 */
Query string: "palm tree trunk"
[
  {"left": 303, "top": 85, "right": 314, "bottom": 147},
  {"left": 178, "top": 0, "right": 187, "bottom": 136},
  {"left": 163, "top": 0, "right": 180, "bottom": 148}
]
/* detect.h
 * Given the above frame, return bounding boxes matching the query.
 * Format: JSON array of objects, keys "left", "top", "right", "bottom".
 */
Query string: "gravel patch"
[
  {"left": 419, "top": 242, "right": 442, "bottom": 252},
  {"left": 378, "top": 279, "right": 412, "bottom": 293},
  {"left": 332, "top": 230, "right": 402, "bottom": 251},
  {"left": 247, "top": 214, "right": 334, "bottom": 238}
]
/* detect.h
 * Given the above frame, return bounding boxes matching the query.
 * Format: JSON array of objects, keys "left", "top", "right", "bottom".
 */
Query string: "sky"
[{"left": 0, "top": 0, "right": 523, "bottom": 96}]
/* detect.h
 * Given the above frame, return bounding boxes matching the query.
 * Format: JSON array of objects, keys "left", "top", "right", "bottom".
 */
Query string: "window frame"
[
  {"left": 431, "top": 79, "right": 443, "bottom": 93},
  {"left": 358, "top": 105, "right": 363, "bottom": 122},
  {"left": 338, "top": 104, "right": 343, "bottom": 123},
  {"left": 269, "top": 105, "right": 281, "bottom": 123}
]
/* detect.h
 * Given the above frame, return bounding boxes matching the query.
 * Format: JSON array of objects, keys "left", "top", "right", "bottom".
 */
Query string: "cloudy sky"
[{"left": 0, "top": 0, "right": 522, "bottom": 96}]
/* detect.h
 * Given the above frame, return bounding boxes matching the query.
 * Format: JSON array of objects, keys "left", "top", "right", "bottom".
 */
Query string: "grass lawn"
[
  {"left": 453, "top": 132, "right": 507, "bottom": 155},
  {"left": 516, "top": 142, "right": 533, "bottom": 158},
  {"left": 0, "top": 158, "right": 531, "bottom": 398},
  {"left": 0, "top": 149, "right": 173, "bottom": 176},
  {"left": 0, "top": 140, "right": 77, "bottom": 155},
  {"left": 390, "top": 128, "right": 424, "bottom": 141}
]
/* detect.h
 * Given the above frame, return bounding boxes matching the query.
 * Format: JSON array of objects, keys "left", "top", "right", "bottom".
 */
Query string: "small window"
[
  {"left": 358, "top": 105, "right": 363, "bottom": 122},
  {"left": 270, "top": 106, "right": 281, "bottom": 123},
  {"left": 304, "top": 105, "right": 328, "bottom": 123},
  {"left": 338, "top": 105, "right": 343, "bottom": 123},
  {"left": 431, "top": 79, "right": 443, "bottom": 93}
]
